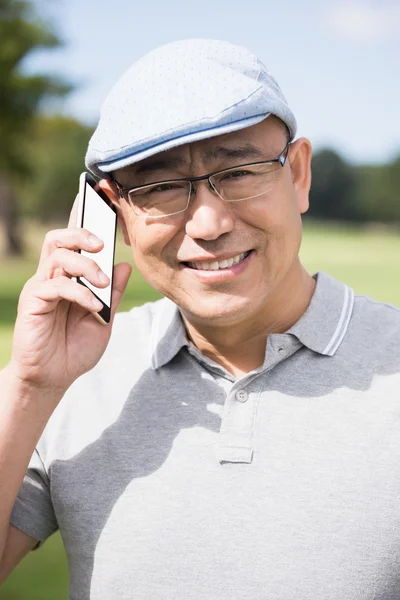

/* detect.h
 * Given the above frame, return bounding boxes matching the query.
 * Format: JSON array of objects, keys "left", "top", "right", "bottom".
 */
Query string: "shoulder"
[
  {"left": 87, "top": 295, "right": 176, "bottom": 379},
  {"left": 103, "top": 296, "right": 171, "bottom": 361},
  {"left": 110, "top": 297, "right": 168, "bottom": 340},
  {"left": 346, "top": 291, "right": 400, "bottom": 356},
  {"left": 352, "top": 292, "right": 400, "bottom": 332},
  {"left": 37, "top": 298, "right": 173, "bottom": 460}
]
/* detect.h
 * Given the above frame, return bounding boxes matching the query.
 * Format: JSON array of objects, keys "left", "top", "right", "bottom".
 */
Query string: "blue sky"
[{"left": 27, "top": 0, "right": 400, "bottom": 164}]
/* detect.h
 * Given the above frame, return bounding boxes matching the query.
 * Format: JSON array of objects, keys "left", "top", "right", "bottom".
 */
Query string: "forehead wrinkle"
[
  {"left": 201, "top": 143, "right": 269, "bottom": 164},
  {"left": 133, "top": 154, "right": 187, "bottom": 177},
  {"left": 117, "top": 134, "right": 282, "bottom": 185}
]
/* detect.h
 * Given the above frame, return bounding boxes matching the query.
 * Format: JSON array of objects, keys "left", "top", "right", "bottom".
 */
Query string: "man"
[{"left": 1, "top": 39, "right": 400, "bottom": 600}]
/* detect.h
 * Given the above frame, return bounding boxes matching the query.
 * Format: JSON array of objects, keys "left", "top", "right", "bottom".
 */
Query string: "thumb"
[{"left": 110, "top": 262, "right": 132, "bottom": 321}]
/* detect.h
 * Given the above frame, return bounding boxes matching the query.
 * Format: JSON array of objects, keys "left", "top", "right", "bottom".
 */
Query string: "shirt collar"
[
  {"left": 287, "top": 271, "right": 355, "bottom": 356},
  {"left": 150, "top": 297, "right": 188, "bottom": 370},
  {"left": 150, "top": 270, "right": 355, "bottom": 369}
]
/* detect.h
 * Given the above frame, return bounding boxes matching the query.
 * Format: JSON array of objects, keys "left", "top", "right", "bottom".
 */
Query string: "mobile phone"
[{"left": 76, "top": 172, "right": 117, "bottom": 325}]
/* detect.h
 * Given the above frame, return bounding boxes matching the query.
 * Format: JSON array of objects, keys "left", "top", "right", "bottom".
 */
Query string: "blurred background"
[{"left": 0, "top": 0, "right": 399, "bottom": 597}]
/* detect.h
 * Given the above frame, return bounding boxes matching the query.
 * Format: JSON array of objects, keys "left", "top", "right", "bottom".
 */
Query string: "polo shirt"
[{"left": 10, "top": 271, "right": 400, "bottom": 600}]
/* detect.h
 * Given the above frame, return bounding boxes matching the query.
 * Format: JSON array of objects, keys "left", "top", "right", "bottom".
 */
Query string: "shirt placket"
[
  {"left": 217, "top": 380, "right": 260, "bottom": 463},
  {"left": 216, "top": 335, "right": 303, "bottom": 464}
]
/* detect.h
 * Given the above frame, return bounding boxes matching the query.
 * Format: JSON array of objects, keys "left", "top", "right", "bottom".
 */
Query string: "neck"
[{"left": 182, "top": 260, "right": 316, "bottom": 378}]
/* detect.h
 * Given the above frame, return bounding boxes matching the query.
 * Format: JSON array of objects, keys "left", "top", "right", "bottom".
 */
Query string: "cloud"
[{"left": 327, "top": 2, "right": 400, "bottom": 43}]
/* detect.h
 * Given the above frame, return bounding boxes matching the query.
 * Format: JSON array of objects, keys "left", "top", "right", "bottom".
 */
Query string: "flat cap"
[{"left": 85, "top": 39, "right": 297, "bottom": 179}]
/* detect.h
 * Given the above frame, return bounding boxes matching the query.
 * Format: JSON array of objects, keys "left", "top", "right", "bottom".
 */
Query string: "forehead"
[{"left": 115, "top": 116, "right": 286, "bottom": 182}]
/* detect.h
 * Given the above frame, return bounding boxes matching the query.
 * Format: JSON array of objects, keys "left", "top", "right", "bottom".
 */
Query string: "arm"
[
  {"left": 0, "top": 363, "right": 63, "bottom": 572},
  {"left": 0, "top": 526, "right": 37, "bottom": 584},
  {"left": 0, "top": 203, "right": 131, "bottom": 580}
]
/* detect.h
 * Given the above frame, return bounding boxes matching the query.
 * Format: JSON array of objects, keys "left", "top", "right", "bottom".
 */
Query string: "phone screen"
[{"left": 78, "top": 177, "right": 117, "bottom": 322}]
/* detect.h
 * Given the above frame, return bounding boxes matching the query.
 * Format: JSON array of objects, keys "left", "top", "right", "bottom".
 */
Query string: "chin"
[{"left": 179, "top": 293, "right": 256, "bottom": 325}]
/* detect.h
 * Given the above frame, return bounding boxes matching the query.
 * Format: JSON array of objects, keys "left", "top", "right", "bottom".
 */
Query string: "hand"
[{"left": 9, "top": 198, "right": 132, "bottom": 397}]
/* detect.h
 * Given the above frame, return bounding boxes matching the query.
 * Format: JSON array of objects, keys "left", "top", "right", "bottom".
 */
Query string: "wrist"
[{"left": 2, "top": 360, "right": 65, "bottom": 415}]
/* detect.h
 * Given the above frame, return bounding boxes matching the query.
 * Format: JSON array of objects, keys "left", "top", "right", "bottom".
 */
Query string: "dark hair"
[{"left": 270, "top": 115, "right": 291, "bottom": 145}]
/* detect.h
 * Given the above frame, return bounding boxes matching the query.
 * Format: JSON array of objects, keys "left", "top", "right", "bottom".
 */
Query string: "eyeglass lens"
[{"left": 128, "top": 161, "right": 281, "bottom": 217}]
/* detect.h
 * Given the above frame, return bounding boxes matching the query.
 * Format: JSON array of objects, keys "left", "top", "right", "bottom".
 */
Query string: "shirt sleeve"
[{"left": 10, "top": 448, "right": 59, "bottom": 547}]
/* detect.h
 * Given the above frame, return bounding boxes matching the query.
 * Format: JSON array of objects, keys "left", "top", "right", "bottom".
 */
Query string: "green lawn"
[{"left": 0, "top": 220, "right": 399, "bottom": 599}]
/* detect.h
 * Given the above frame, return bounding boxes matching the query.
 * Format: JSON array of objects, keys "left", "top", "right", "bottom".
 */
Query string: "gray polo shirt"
[{"left": 10, "top": 271, "right": 400, "bottom": 600}]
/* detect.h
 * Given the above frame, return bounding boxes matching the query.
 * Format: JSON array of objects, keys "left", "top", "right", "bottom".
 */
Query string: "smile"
[{"left": 186, "top": 251, "right": 252, "bottom": 271}]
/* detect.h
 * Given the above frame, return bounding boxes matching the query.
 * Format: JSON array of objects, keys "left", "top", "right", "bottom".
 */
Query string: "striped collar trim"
[
  {"left": 287, "top": 271, "right": 355, "bottom": 356},
  {"left": 150, "top": 271, "right": 355, "bottom": 369}
]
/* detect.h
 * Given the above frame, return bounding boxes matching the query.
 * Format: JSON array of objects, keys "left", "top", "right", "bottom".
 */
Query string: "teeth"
[{"left": 188, "top": 252, "right": 248, "bottom": 271}]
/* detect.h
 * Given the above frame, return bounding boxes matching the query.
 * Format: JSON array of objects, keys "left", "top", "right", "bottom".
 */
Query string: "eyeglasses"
[{"left": 113, "top": 143, "right": 290, "bottom": 219}]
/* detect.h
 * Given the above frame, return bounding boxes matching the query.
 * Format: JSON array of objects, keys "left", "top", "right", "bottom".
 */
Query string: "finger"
[
  {"left": 36, "top": 247, "right": 110, "bottom": 288},
  {"left": 39, "top": 228, "right": 104, "bottom": 265},
  {"left": 21, "top": 276, "right": 103, "bottom": 316},
  {"left": 110, "top": 262, "right": 132, "bottom": 321}
]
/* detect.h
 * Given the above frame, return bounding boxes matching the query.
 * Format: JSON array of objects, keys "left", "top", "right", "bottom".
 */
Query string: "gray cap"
[{"left": 85, "top": 39, "right": 297, "bottom": 179}]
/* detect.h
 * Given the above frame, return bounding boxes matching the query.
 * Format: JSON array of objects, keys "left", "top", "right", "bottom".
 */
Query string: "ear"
[
  {"left": 288, "top": 137, "right": 312, "bottom": 214},
  {"left": 99, "top": 179, "right": 131, "bottom": 246}
]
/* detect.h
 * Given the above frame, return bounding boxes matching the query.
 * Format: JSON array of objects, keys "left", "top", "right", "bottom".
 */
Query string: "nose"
[{"left": 184, "top": 180, "right": 235, "bottom": 241}]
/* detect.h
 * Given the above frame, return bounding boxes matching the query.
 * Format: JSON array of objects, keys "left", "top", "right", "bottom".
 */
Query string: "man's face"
[{"left": 103, "top": 117, "right": 312, "bottom": 326}]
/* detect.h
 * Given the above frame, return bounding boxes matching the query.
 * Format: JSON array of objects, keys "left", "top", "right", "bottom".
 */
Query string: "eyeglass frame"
[{"left": 112, "top": 142, "right": 291, "bottom": 218}]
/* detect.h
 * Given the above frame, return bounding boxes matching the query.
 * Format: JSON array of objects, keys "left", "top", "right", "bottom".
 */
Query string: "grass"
[
  {"left": 0, "top": 220, "right": 399, "bottom": 598},
  {"left": 299, "top": 222, "right": 400, "bottom": 305},
  {"left": 0, "top": 535, "right": 68, "bottom": 600}
]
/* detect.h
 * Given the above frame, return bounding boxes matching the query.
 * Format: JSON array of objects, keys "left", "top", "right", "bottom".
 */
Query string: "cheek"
[
  {"left": 241, "top": 185, "right": 298, "bottom": 231},
  {"left": 129, "top": 220, "right": 181, "bottom": 287},
  {"left": 242, "top": 188, "right": 302, "bottom": 259}
]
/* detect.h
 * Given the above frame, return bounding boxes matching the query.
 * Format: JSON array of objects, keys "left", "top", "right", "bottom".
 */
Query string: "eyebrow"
[
  {"left": 202, "top": 143, "right": 268, "bottom": 163},
  {"left": 130, "top": 143, "right": 270, "bottom": 179},
  {"left": 133, "top": 156, "right": 186, "bottom": 176}
]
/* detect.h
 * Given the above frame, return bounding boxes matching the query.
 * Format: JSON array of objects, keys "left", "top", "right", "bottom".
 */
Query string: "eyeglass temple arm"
[{"left": 108, "top": 173, "right": 125, "bottom": 197}]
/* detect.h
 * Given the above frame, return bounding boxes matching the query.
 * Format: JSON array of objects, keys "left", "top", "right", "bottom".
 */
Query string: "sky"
[{"left": 26, "top": 0, "right": 400, "bottom": 165}]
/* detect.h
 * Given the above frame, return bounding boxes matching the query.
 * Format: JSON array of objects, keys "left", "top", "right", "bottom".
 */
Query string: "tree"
[
  {"left": 309, "top": 149, "right": 357, "bottom": 222},
  {"left": 0, "top": 0, "right": 70, "bottom": 254},
  {"left": 354, "top": 157, "right": 400, "bottom": 224},
  {"left": 16, "top": 115, "right": 93, "bottom": 223}
]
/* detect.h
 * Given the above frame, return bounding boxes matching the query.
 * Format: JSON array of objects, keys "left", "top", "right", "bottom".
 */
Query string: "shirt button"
[
  {"left": 278, "top": 346, "right": 285, "bottom": 353},
  {"left": 235, "top": 390, "right": 248, "bottom": 403}
]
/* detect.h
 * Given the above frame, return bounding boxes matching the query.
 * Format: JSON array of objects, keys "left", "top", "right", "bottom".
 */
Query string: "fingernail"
[
  {"left": 87, "top": 234, "right": 102, "bottom": 246},
  {"left": 98, "top": 271, "right": 109, "bottom": 284}
]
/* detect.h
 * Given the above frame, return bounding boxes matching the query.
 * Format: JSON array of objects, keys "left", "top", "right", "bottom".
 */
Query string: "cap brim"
[{"left": 93, "top": 113, "right": 270, "bottom": 177}]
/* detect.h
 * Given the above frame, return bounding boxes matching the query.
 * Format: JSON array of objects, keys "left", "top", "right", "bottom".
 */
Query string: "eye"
[
  {"left": 151, "top": 183, "right": 176, "bottom": 193},
  {"left": 222, "top": 170, "right": 252, "bottom": 180}
]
